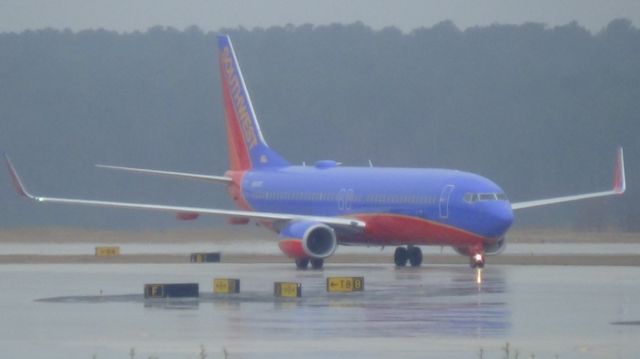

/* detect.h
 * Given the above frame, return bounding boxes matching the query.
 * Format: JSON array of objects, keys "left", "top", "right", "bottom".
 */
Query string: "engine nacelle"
[
  {"left": 453, "top": 237, "right": 506, "bottom": 257},
  {"left": 279, "top": 221, "right": 337, "bottom": 259}
]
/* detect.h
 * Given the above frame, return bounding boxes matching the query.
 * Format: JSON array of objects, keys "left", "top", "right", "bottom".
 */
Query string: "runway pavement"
[
  {"left": 1, "top": 261, "right": 639, "bottom": 359},
  {"left": 1, "top": 252, "right": 640, "bottom": 266}
]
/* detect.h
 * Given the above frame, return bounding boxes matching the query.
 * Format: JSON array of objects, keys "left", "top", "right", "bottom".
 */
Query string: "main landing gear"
[
  {"left": 295, "top": 258, "right": 324, "bottom": 270},
  {"left": 394, "top": 246, "right": 423, "bottom": 267}
]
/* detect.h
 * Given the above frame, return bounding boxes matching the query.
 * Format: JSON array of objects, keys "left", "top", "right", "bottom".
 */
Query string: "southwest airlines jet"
[{"left": 4, "top": 35, "right": 626, "bottom": 269}]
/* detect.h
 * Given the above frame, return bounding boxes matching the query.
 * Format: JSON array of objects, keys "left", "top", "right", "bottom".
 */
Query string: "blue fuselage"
[{"left": 239, "top": 164, "right": 514, "bottom": 244}]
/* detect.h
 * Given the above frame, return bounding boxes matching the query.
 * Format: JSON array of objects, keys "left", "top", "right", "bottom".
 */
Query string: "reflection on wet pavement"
[{"left": 2, "top": 263, "right": 639, "bottom": 358}]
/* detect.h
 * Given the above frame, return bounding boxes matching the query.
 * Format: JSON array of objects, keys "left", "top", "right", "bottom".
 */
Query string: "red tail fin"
[{"left": 217, "top": 35, "right": 289, "bottom": 170}]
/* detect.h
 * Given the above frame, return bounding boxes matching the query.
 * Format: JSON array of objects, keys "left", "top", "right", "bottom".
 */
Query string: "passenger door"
[{"left": 439, "top": 185, "right": 455, "bottom": 218}]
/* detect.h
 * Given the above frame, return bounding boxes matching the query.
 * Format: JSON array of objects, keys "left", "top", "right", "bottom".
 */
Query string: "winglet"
[
  {"left": 613, "top": 146, "right": 626, "bottom": 194},
  {"left": 3, "top": 154, "right": 34, "bottom": 199}
]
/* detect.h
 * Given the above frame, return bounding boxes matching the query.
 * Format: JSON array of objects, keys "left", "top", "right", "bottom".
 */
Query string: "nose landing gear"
[{"left": 470, "top": 253, "right": 485, "bottom": 268}]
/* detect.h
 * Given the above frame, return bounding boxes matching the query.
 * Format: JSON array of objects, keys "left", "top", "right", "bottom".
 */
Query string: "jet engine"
[{"left": 279, "top": 221, "right": 337, "bottom": 259}]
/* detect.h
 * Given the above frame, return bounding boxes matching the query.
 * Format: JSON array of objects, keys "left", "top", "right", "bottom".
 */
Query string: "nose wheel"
[
  {"left": 394, "top": 246, "right": 423, "bottom": 267},
  {"left": 470, "top": 253, "right": 485, "bottom": 268}
]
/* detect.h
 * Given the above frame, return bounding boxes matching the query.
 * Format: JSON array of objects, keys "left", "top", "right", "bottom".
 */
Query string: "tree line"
[{"left": 0, "top": 20, "right": 638, "bottom": 230}]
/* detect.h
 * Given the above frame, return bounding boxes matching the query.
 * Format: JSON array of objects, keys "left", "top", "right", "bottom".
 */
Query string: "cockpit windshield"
[{"left": 464, "top": 192, "right": 508, "bottom": 203}]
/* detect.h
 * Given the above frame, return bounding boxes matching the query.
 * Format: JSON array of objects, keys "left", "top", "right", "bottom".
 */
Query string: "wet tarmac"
[
  {"left": 1, "top": 263, "right": 639, "bottom": 358},
  {"left": 3, "top": 242, "right": 640, "bottom": 255}
]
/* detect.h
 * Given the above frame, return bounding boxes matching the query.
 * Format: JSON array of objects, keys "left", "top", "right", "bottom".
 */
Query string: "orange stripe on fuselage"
[
  {"left": 274, "top": 214, "right": 487, "bottom": 259},
  {"left": 348, "top": 213, "right": 487, "bottom": 248}
]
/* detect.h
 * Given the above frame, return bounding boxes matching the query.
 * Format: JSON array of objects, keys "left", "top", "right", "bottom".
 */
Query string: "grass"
[{"left": 476, "top": 342, "right": 560, "bottom": 359}]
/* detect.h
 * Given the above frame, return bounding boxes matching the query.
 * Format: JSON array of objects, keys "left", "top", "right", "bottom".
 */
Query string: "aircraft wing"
[
  {"left": 511, "top": 147, "right": 625, "bottom": 210},
  {"left": 95, "top": 164, "right": 232, "bottom": 184},
  {"left": 4, "top": 155, "right": 365, "bottom": 230}
]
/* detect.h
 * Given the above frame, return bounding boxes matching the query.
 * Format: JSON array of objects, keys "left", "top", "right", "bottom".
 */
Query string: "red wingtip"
[
  {"left": 613, "top": 147, "right": 626, "bottom": 194},
  {"left": 3, "top": 154, "right": 30, "bottom": 198}
]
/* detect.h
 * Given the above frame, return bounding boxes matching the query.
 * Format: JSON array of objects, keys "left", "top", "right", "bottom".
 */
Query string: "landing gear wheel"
[
  {"left": 470, "top": 253, "right": 485, "bottom": 269},
  {"left": 407, "top": 246, "right": 423, "bottom": 267},
  {"left": 310, "top": 258, "right": 324, "bottom": 270},
  {"left": 394, "top": 247, "right": 408, "bottom": 267},
  {"left": 295, "top": 258, "right": 309, "bottom": 270}
]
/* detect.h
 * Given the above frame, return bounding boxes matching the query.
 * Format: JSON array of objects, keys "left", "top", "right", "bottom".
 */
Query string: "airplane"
[{"left": 4, "top": 35, "right": 626, "bottom": 269}]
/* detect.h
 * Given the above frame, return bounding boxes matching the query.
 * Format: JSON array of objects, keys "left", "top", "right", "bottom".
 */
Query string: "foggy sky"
[{"left": 0, "top": 0, "right": 638, "bottom": 33}]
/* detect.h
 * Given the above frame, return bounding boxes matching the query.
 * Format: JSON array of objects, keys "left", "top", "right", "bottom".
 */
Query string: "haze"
[
  {"left": 0, "top": 1, "right": 637, "bottom": 231},
  {"left": 0, "top": 0, "right": 638, "bottom": 33}
]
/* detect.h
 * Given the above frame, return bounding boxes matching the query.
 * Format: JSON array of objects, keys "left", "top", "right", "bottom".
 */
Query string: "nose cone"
[{"left": 484, "top": 203, "right": 514, "bottom": 238}]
